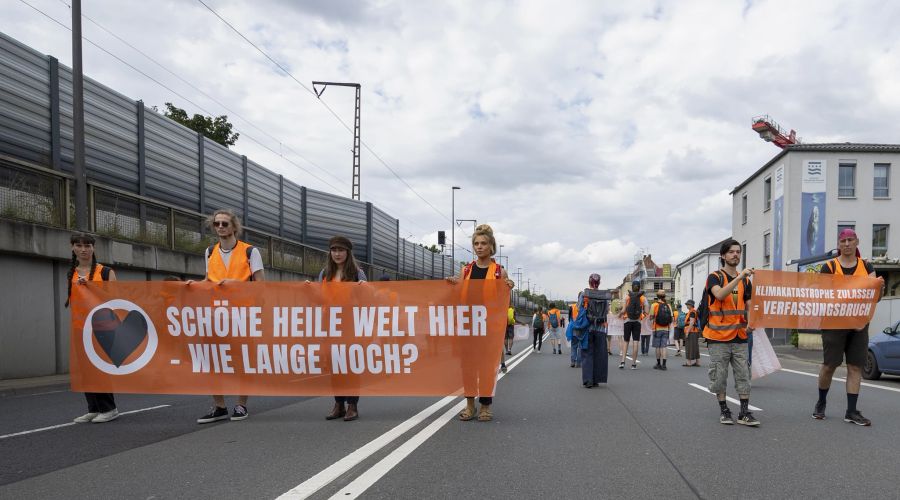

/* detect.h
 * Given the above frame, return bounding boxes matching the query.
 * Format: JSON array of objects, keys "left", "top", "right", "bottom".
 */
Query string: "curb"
[{"left": 0, "top": 376, "right": 70, "bottom": 398}]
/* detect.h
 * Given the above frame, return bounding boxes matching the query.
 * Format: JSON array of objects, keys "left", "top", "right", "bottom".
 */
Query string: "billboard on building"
[
  {"left": 773, "top": 164, "right": 785, "bottom": 270},
  {"left": 801, "top": 160, "right": 827, "bottom": 259}
]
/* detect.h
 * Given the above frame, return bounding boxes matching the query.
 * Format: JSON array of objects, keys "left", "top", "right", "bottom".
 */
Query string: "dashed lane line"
[
  {"left": 688, "top": 383, "right": 763, "bottom": 411},
  {"left": 779, "top": 368, "right": 900, "bottom": 394},
  {"left": 0, "top": 405, "right": 171, "bottom": 440}
]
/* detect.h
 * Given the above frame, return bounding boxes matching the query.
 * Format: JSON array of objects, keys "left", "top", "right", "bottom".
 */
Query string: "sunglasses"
[{"left": 213, "top": 221, "right": 230, "bottom": 228}]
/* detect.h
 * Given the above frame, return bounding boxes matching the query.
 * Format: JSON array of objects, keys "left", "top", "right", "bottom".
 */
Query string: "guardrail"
[{"left": 0, "top": 156, "right": 420, "bottom": 280}]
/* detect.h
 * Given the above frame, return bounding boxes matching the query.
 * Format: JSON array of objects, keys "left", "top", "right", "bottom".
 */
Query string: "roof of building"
[
  {"left": 675, "top": 237, "right": 732, "bottom": 270},
  {"left": 731, "top": 143, "right": 900, "bottom": 195}
]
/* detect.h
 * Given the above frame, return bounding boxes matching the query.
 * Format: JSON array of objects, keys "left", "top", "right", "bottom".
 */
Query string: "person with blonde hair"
[
  {"left": 447, "top": 224, "right": 515, "bottom": 422},
  {"left": 193, "top": 209, "right": 266, "bottom": 424}
]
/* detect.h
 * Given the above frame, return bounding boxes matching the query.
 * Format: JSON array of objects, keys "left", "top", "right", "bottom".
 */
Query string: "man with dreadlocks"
[{"left": 65, "top": 232, "right": 119, "bottom": 424}]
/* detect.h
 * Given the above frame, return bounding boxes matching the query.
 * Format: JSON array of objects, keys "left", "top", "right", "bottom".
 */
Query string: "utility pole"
[
  {"left": 72, "top": 0, "right": 87, "bottom": 230},
  {"left": 512, "top": 267, "right": 523, "bottom": 308},
  {"left": 312, "top": 81, "right": 361, "bottom": 200},
  {"left": 451, "top": 186, "right": 460, "bottom": 271}
]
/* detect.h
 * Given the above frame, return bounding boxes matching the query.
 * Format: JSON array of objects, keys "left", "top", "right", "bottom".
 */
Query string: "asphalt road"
[{"left": 2, "top": 337, "right": 900, "bottom": 499}]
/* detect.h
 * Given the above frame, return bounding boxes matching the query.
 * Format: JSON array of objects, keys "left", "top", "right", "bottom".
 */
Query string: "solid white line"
[
  {"left": 688, "top": 383, "right": 762, "bottom": 411},
  {"left": 279, "top": 342, "right": 537, "bottom": 500},
  {"left": 328, "top": 339, "right": 539, "bottom": 499},
  {"left": 778, "top": 368, "right": 900, "bottom": 394},
  {"left": 0, "top": 404, "right": 170, "bottom": 440}
]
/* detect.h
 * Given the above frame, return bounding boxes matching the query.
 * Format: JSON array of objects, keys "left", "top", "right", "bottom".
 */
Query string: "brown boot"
[
  {"left": 325, "top": 402, "right": 345, "bottom": 420},
  {"left": 343, "top": 403, "right": 359, "bottom": 421}
]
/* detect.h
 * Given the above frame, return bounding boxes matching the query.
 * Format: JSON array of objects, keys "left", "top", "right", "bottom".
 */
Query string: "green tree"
[{"left": 159, "top": 102, "right": 239, "bottom": 148}]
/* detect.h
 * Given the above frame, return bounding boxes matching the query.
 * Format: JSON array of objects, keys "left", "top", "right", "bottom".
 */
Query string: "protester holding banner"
[
  {"left": 319, "top": 235, "right": 368, "bottom": 422},
  {"left": 703, "top": 239, "right": 759, "bottom": 426},
  {"left": 447, "top": 224, "right": 514, "bottom": 422},
  {"left": 66, "top": 232, "right": 120, "bottom": 424},
  {"left": 813, "top": 229, "right": 884, "bottom": 426},
  {"left": 195, "top": 209, "right": 266, "bottom": 424}
]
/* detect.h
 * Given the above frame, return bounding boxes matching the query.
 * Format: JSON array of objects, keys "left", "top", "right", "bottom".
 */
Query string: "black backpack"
[
  {"left": 583, "top": 288, "right": 611, "bottom": 330},
  {"left": 655, "top": 301, "right": 672, "bottom": 326},
  {"left": 626, "top": 291, "right": 644, "bottom": 320}
]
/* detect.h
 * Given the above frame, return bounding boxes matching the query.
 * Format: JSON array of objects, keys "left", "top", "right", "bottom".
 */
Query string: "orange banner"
[
  {"left": 748, "top": 270, "right": 881, "bottom": 330},
  {"left": 70, "top": 280, "right": 509, "bottom": 396}
]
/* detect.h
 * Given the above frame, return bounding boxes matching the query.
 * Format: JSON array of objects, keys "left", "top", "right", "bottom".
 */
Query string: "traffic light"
[{"left": 438, "top": 231, "right": 446, "bottom": 245}]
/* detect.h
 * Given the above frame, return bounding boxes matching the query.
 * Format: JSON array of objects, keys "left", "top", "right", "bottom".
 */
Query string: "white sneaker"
[
  {"left": 91, "top": 409, "right": 119, "bottom": 423},
  {"left": 73, "top": 412, "right": 98, "bottom": 423}
]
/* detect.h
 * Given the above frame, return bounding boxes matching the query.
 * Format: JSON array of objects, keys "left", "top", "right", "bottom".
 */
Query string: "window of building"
[
  {"left": 764, "top": 177, "right": 772, "bottom": 212},
  {"left": 837, "top": 222, "right": 856, "bottom": 237},
  {"left": 763, "top": 232, "right": 771, "bottom": 266},
  {"left": 741, "top": 194, "right": 748, "bottom": 225},
  {"left": 873, "top": 224, "right": 889, "bottom": 258},
  {"left": 839, "top": 163, "right": 856, "bottom": 197},
  {"left": 653, "top": 281, "right": 664, "bottom": 291},
  {"left": 874, "top": 164, "right": 890, "bottom": 198},
  {"left": 741, "top": 242, "right": 747, "bottom": 269},
  {"left": 690, "top": 264, "right": 694, "bottom": 285}
]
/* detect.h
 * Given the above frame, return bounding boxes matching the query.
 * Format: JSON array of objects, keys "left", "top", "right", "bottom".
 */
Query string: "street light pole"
[
  {"left": 72, "top": 0, "right": 87, "bottom": 231},
  {"left": 451, "top": 186, "right": 460, "bottom": 272}
]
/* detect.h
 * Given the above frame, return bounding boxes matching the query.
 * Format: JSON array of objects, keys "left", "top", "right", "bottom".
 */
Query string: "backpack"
[
  {"left": 532, "top": 314, "right": 543, "bottom": 329},
  {"left": 582, "top": 288, "right": 611, "bottom": 331},
  {"left": 99, "top": 266, "right": 111, "bottom": 281},
  {"left": 549, "top": 311, "right": 559, "bottom": 328},
  {"left": 655, "top": 301, "right": 672, "bottom": 326},
  {"left": 676, "top": 309, "right": 686, "bottom": 328},
  {"left": 625, "top": 291, "right": 644, "bottom": 320},
  {"left": 207, "top": 243, "right": 257, "bottom": 281}
]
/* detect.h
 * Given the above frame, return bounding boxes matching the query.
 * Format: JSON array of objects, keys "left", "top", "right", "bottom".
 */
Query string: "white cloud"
[{"left": 2, "top": 0, "right": 899, "bottom": 298}]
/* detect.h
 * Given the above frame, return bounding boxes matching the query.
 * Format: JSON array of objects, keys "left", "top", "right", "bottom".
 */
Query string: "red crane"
[{"left": 751, "top": 115, "right": 801, "bottom": 149}]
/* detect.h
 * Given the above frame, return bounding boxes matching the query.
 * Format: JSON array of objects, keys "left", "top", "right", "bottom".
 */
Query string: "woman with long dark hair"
[
  {"left": 65, "top": 232, "right": 119, "bottom": 424},
  {"left": 319, "top": 236, "right": 367, "bottom": 421}
]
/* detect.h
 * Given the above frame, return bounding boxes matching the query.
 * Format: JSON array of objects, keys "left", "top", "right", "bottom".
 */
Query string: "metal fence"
[{"left": 0, "top": 31, "right": 454, "bottom": 279}]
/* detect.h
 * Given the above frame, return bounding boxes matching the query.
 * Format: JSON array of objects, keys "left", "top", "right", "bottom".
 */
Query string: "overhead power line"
[
  {"left": 18, "top": 0, "right": 346, "bottom": 194},
  {"left": 195, "top": 0, "right": 452, "bottom": 222}
]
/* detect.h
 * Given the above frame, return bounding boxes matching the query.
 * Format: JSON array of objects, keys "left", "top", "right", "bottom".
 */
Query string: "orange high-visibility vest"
[
  {"left": 826, "top": 257, "right": 869, "bottom": 277},
  {"left": 72, "top": 263, "right": 108, "bottom": 283},
  {"left": 702, "top": 271, "right": 749, "bottom": 342},
  {"left": 207, "top": 240, "right": 253, "bottom": 282},
  {"left": 570, "top": 302, "right": 579, "bottom": 320},
  {"left": 462, "top": 260, "right": 502, "bottom": 280}
]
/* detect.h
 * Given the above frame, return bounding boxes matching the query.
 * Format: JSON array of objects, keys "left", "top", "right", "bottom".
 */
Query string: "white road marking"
[
  {"left": 278, "top": 341, "right": 538, "bottom": 500},
  {"left": 0, "top": 404, "right": 170, "bottom": 440},
  {"left": 688, "top": 383, "right": 762, "bottom": 411},
  {"left": 667, "top": 347, "right": 709, "bottom": 357},
  {"left": 779, "top": 368, "right": 900, "bottom": 394},
  {"left": 170, "top": 359, "right": 181, "bottom": 365},
  {"left": 327, "top": 342, "right": 538, "bottom": 499}
]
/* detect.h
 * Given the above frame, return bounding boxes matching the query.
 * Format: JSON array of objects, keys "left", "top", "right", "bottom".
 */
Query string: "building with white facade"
[
  {"left": 674, "top": 238, "right": 731, "bottom": 307},
  {"left": 731, "top": 144, "right": 900, "bottom": 296}
]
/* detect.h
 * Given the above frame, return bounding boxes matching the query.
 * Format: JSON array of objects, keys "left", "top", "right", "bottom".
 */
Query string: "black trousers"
[
  {"left": 335, "top": 396, "right": 359, "bottom": 405},
  {"left": 582, "top": 330, "right": 608, "bottom": 385},
  {"left": 533, "top": 328, "right": 543, "bottom": 350},
  {"left": 85, "top": 392, "right": 116, "bottom": 413},
  {"left": 641, "top": 335, "right": 651, "bottom": 354}
]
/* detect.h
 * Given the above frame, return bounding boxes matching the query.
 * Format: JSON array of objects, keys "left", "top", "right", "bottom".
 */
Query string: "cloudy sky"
[{"left": 4, "top": 0, "right": 899, "bottom": 298}]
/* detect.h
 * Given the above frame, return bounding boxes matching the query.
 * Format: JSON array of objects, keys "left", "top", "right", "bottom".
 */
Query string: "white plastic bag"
[
  {"left": 751, "top": 329, "right": 782, "bottom": 380},
  {"left": 514, "top": 324, "right": 530, "bottom": 340}
]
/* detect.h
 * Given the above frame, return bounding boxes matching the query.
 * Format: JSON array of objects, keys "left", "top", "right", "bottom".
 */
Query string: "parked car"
[{"left": 864, "top": 320, "right": 900, "bottom": 380}]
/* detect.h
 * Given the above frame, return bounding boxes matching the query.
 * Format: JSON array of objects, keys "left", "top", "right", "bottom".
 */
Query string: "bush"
[{"left": 790, "top": 330, "right": 799, "bottom": 347}]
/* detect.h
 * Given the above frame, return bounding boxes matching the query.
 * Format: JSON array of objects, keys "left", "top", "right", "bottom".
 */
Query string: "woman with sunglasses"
[
  {"left": 194, "top": 209, "right": 266, "bottom": 424},
  {"left": 319, "top": 236, "right": 367, "bottom": 422}
]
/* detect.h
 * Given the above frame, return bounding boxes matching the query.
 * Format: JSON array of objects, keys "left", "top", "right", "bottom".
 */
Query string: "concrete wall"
[
  {"left": 675, "top": 252, "right": 720, "bottom": 306},
  {"left": 0, "top": 218, "right": 308, "bottom": 379}
]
